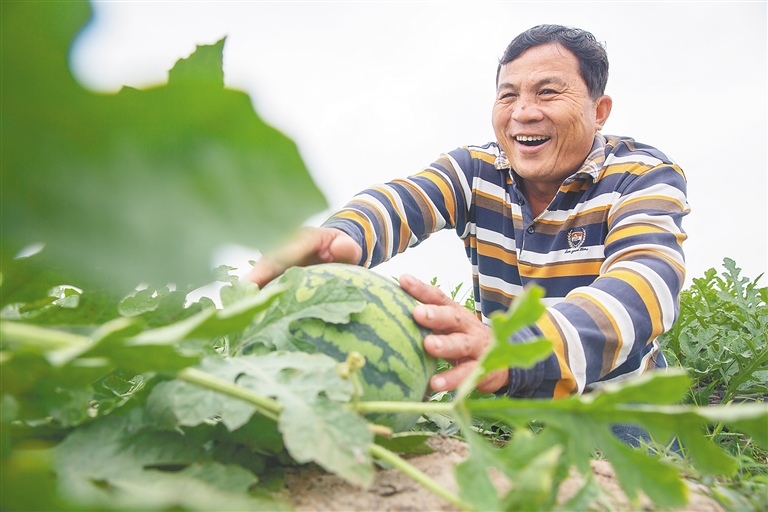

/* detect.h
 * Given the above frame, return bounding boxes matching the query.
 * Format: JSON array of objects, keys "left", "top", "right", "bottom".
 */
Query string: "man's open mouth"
[{"left": 515, "top": 135, "right": 550, "bottom": 147}]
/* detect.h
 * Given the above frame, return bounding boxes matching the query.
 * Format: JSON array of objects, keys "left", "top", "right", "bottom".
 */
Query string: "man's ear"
[{"left": 594, "top": 95, "right": 612, "bottom": 131}]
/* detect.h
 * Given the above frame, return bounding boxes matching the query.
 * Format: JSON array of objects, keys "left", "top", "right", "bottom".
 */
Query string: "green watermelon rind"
[{"left": 286, "top": 264, "right": 437, "bottom": 431}]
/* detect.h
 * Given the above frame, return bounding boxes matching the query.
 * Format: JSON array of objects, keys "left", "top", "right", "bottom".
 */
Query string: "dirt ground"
[{"left": 285, "top": 435, "right": 722, "bottom": 512}]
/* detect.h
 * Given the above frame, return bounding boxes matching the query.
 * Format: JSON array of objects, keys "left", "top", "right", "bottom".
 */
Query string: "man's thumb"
[{"left": 329, "top": 232, "right": 363, "bottom": 265}]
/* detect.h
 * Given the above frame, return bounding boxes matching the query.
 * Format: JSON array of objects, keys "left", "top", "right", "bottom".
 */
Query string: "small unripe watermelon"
[{"left": 281, "top": 263, "right": 436, "bottom": 431}]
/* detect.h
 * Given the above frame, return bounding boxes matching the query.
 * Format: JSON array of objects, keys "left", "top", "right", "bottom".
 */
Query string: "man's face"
[{"left": 492, "top": 43, "right": 611, "bottom": 188}]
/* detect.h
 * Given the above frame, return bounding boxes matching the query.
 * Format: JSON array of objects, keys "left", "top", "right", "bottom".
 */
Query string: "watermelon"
[{"left": 259, "top": 263, "right": 437, "bottom": 431}]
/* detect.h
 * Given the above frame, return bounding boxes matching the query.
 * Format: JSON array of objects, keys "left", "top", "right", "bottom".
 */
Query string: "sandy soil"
[{"left": 285, "top": 435, "right": 722, "bottom": 512}]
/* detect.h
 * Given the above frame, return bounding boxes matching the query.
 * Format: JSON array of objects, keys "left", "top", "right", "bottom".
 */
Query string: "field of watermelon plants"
[
  {"left": 2, "top": 253, "right": 767, "bottom": 511},
  {"left": 2, "top": 2, "right": 767, "bottom": 511}
]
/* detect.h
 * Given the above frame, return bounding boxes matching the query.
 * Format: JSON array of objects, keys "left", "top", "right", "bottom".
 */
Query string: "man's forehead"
[{"left": 497, "top": 44, "right": 581, "bottom": 85}]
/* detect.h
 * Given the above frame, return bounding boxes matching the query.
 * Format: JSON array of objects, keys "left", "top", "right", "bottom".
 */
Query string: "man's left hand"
[{"left": 399, "top": 274, "right": 509, "bottom": 394}]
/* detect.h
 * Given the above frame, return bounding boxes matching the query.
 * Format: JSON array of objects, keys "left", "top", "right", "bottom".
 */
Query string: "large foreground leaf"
[
  {"left": 52, "top": 409, "right": 284, "bottom": 510},
  {"left": 153, "top": 353, "right": 375, "bottom": 487},
  {"left": 1, "top": 1, "right": 326, "bottom": 288},
  {"left": 465, "top": 371, "right": 768, "bottom": 509}
]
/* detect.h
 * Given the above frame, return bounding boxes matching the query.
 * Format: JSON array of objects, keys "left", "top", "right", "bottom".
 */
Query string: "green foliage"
[
  {"left": 443, "top": 295, "right": 765, "bottom": 511},
  {"left": 430, "top": 277, "right": 475, "bottom": 312},
  {"left": 52, "top": 409, "right": 284, "bottom": 511},
  {"left": 3, "top": 264, "right": 768, "bottom": 510},
  {"left": 659, "top": 258, "right": 767, "bottom": 406},
  {"left": 658, "top": 259, "right": 768, "bottom": 509},
  {"left": 1, "top": 274, "right": 373, "bottom": 509},
  {"left": 1, "top": 1, "right": 326, "bottom": 289}
]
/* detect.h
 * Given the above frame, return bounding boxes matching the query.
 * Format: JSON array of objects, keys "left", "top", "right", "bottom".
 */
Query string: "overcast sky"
[{"left": 71, "top": 1, "right": 767, "bottom": 293}]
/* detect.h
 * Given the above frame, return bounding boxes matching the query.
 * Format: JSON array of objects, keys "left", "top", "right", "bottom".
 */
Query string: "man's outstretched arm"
[{"left": 245, "top": 227, "right": 362, "bottom": 288}]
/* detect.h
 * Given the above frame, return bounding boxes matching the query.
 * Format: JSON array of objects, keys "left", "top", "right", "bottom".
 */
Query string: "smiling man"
[{"left": 247, "top": 25, "right": 689, "bottom": 404}]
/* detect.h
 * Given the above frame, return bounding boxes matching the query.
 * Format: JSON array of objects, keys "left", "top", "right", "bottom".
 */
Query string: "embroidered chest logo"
[{"left": 566, "top": 228, "right": 587, "bottom": 252}]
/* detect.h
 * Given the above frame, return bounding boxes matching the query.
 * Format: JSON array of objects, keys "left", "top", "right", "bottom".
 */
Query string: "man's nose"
[{"left": 511, "top": 95, "right": 543, "bottom": 123}]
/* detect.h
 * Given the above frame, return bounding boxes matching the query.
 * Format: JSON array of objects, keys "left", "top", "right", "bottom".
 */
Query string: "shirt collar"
[{"left": 563, "top": 133, "right": 606, "bottom": 184}]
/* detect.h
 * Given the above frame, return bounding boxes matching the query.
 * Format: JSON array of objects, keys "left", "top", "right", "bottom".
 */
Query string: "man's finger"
[
  {"left": 476, "top": 369, "right": 510, "bottom": 394},
  {"left": 423, "top": 332, "right": 479, "bottom": 360},
  {"left": 429, "top": 361, "right": 477, "bottom": 392},
  {"left": 412, "top": 304, "right": 465, "bottom": 333},
  {"left": 398, "top": 274, "right": 452, "bottom": 306},
  {"left": 328, "top": 231, "right": 363, "bottom": 265}
]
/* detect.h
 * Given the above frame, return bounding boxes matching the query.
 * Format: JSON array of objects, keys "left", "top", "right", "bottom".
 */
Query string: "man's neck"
[{"left": 519, "top": 179, "right": 560, "bottom": 218}]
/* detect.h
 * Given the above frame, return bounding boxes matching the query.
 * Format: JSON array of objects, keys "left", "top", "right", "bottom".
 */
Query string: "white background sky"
[{"left": 71, "top": 1, "right": 767, "bottom": 295}]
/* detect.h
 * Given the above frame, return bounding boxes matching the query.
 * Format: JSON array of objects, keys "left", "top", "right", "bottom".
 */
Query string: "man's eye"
[
  {"left": 499, "top": 92, "right": 517, "bottom": 100},
  {"left": 540, "top": 89, "right": 558, "bottom": 96}
]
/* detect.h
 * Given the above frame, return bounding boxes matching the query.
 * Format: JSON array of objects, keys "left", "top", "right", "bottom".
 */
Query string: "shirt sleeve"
[
  {"left": 321, "top": 152, "right": 473, "bottom": 268},
  {"left": 505, "top": 162, "right": 690, "bottom": 398}
]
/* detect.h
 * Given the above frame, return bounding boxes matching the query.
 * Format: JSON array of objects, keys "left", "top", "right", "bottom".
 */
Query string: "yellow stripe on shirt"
[
  {"left": 536, "top": 311, "right": 578, "bottom": 398},
  {"left": 597, "top": 267, "right": 663, "bottom": 343}
]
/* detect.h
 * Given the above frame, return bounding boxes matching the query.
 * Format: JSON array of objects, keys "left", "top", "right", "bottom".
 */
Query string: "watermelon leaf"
[
  {"left": 129, "top": 281, "right": 286, "bottom": 344},
  {"left": 463, "top": 369, "right": 768, "bottom": 508},
  {"left": 485, "top": 284, "right": 552, "bottom": 373},
  {"left": 374, "top": 432, "right": 436, "bottom": 455},
  {"left": 489, "top": 285, "right": 547, "bottom": 341},
  {"left": 480, "top": 337, "right": 552, "bottom": 374},
  {"left": 237, "top": 268, "right": 367, "bottom": 353},
  {"left": 167, "top": 38, "right": 226, "bottom": 87},
  {"left": 455, "top": 286, "right": 552, "bottom": 398},
  {"left": 146, "top": 379, "right": 259, "bottom": 432},
  {"left": 2, "top": 1, "right": 327, "bottom": 290},
  {"left": 453, "top": 413, "right": 566, "bottom": 512},
  {"left": 52, "top": 410, "right": 285, "bottom": 510},
  {"left": 153, "top": 353, "right": 374, "bottom": 487},
  {"left": 453, "top": 423, "right": 502, "bottom": 511},
  {"left": 279, "top": 396, "right": 374, "bottom": 488}
]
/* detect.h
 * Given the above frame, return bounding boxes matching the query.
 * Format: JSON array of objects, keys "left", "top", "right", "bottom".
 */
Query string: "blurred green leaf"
[
  {"left": 1, "top": 445, "right": 69, "bottom": 511},
  {"left": 481, "top": 337, "right": 552, "bottom": 374},
  {"left": 465, "top": 370, "right": 768, "bottom": 508},
  {"left": 454, "top": 414, "right": 566, "bottom": 512},
  {"left": 490, "top": 285, "right": 547, "bottom": 341},
  {"left": 130, "top": 279, "right": 285, "bottom": 343},
  {"left": 52, "top": 409, "right": 283, "bottom": 510},
  {"left": 168, "top": 38, "right": 226, "bottom": 87},
  {"left": 374, "top": 432, "right": 435, "bottom": 455},
  {"left": 2, "top": 1, "right": 327, "bottom": 289},
  {"left": 220, "top": 279, "right": 261, "bottom": 308},
  {"left": 147, "top": 377, "right": 259, "bottom": 432}
]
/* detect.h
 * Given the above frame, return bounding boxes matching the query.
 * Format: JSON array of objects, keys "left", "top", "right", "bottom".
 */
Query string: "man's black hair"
[{"left": 496, "top": 25, "right": 609, "bottom": 100}]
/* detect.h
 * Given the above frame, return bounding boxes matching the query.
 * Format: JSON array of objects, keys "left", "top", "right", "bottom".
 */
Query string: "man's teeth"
[{"left": 516, "top": 135, "right": 549, "bottom": 142}]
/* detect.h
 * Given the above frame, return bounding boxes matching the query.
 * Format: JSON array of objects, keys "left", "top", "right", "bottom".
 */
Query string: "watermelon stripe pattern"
[{"left": 257, "top": 264, "right": 436, "bottom": 431}]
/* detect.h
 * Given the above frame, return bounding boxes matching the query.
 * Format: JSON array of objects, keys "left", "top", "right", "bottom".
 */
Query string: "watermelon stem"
[
  {"left": 455, "top": 364, "right": 486, "bottom": 402},
  {"left": 350, "top": 371, "right": 362, "bottom": 408},
  {"left": 351, "top": 401, "right": 454, "bottom": 415},
  {"left": 369, "top": 443, "right": 474, "bottom": 511},
  {"left": 177, "top": 367, "right": 283, "bottom": 422}
]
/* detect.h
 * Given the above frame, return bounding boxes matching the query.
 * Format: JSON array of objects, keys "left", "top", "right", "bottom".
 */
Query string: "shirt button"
[
  {"left": 518, "top": 197, "right": 525, "bottom": 206},
  {"left": 527, "top": 226, "right": 535, "bottom": 234}
]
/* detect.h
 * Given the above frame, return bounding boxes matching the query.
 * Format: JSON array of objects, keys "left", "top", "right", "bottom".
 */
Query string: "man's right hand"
[{"left": 244, "top": 227, "right": 363, "bottom": 288}]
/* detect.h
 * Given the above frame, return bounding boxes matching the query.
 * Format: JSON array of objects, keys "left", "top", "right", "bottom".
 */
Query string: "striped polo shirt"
[{"left": 323, "top": 134, "right": 689, "bottom": 398}]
